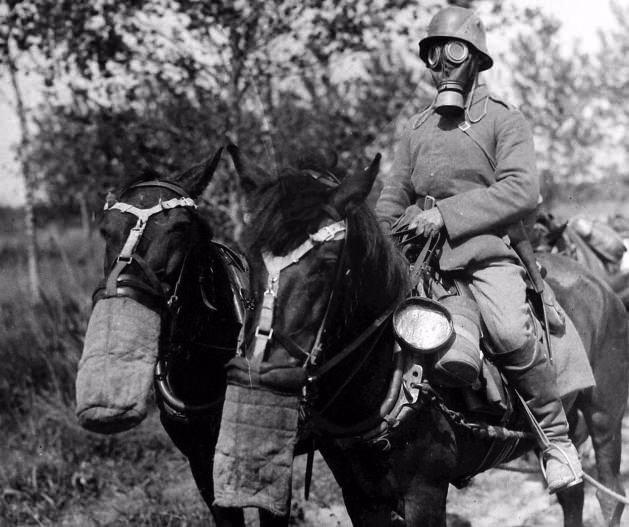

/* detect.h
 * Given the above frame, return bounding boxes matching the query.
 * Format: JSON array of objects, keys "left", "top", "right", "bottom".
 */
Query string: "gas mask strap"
[{"left": 465, "top": 75, "right": 488, "bottom": 124}]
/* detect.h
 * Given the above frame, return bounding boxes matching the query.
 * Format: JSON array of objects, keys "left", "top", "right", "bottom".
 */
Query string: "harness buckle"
[
  {"left": 311, "top": 223, "right": 345, "bottom": 243},
  {"left": 117, "top": 255, "right": 133, "bottom": 264},
  {"left": 254, "top": 326, "right": 274, "bottom": 340},
  {"left": 458, "top": 120, "right": 471, "bottom": 131}
]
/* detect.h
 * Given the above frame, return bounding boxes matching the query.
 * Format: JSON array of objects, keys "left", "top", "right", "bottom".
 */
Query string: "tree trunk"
[
  {"left": 79, "top": 188, "right": 92, "bottom": 238},
  {"left": 7, "top": 43, "right": 41, "bottom": 303}
]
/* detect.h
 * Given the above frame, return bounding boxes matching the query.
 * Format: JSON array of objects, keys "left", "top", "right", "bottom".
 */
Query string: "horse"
[
  {"left": 533, "top": 212, "right": 629, "bottom": 309},
  {"left": 219, "top": 144, "right": 629, "bottom": 527},
  {"left": 81, "top": 150, "right": 250, "bottom": 527}
]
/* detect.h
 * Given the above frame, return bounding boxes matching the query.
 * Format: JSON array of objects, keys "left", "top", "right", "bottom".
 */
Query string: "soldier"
[{"left": 375, "top": 6, "right": 583, "bottom": 493}]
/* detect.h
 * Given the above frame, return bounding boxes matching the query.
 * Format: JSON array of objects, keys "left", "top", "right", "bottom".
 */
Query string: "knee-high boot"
[{"left": 493, "top": 339, "right": 583, "bottom": 494}]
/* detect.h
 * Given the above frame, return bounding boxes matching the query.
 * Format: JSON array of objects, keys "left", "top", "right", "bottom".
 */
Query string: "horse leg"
[
  {"left": 160, "top": 415, "right": 245, "bottom": 526},
  {"left": 319, "top": 443, "right": 400, "bottom": 526},
  {"left": 181, "top": 447, "right": 245, "bottom": 527},
  {"left": 556, "top": 482, "right": 585, "bottom": 527},
  {"left": 258, "top": 508, "right": 290, "bottom": 527},
  {"left": 403, "top": 477, "right": 449, "bottom": 527},
  {"left": 582, "top": 403, "right": 625, "bottom": 526}
]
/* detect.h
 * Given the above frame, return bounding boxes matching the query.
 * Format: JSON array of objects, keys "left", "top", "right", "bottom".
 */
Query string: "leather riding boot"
[{"left": 494, "top": 340, "right": 583, "bottom": 494}]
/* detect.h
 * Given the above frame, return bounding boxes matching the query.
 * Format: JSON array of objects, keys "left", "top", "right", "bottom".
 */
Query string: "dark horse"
[
  {"left": 226, "top": 145, "right": 629, "bottom": 526},
  {"left": 85, "top": 150, "right": 249, "bottom": 526}
]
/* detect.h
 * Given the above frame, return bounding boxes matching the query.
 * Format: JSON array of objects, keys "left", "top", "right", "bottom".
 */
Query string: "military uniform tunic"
[
  {"left": 376, "top": 83, "right": 539, "bottom": 272},
  {"left": 376, "top": 83, "right": 539, "bottom": 354}
]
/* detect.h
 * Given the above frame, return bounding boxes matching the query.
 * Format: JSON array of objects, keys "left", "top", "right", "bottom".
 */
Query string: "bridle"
[
  {"left": 246, "top": 192, "right": 399, "bottom": 387},
  {"left": 94, "top": 179, "right": 237, "bottom": 419},
  {"left": 93, "top": 180, "right": 198, "bottom": 312},
  {"left": 248, "top": 212, "right": 348, "bottom": 370}
]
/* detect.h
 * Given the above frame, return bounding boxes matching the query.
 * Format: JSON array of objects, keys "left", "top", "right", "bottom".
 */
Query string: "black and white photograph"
[{"left": 2, "top": 1, "right": 629, "bottom": 525}]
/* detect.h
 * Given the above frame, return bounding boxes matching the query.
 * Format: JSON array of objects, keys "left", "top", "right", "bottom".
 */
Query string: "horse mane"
[
  {"left": 246, "top": 164, "right": 408, "bottom": 323},
  {"left": 246, "top": 170, "right": 334, "bottom": 255}
]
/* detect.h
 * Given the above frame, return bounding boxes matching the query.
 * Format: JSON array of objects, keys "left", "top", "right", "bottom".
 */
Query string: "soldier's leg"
[{"left": 467, "top": 258, "right": 583, "bottom": 493}]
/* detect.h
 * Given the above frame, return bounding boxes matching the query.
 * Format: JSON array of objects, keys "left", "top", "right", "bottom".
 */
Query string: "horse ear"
[
  {"left": 330, "top": 153, "right": 381, "bottom": 213},
  {"left": 226, "top": 142, "right": 273, "bottom": 194},
  {"left": 174, "top": 147, "right": 223, "bottom": 198}
]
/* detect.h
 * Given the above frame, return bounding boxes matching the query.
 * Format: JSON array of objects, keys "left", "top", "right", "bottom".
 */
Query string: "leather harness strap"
[
  {"left": 104, "top": 194, "right": 197, "bottom": 297},
  {"left": 99, "top": 181, "right": 197, "bottom": 305},
  {"left": 457, "top": 119, "right": 496, "bottom": 171},
  {"left": 250, "top": 220, "right": 347, "bottom": 369}
]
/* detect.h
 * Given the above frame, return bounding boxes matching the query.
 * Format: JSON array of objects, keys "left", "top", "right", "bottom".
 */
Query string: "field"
[{"left": 2, "top": 214, "right": 629, "bottom": 526}]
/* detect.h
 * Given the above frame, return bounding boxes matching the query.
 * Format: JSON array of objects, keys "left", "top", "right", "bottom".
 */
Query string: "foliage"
[
  {"left": 477, "top": 1, "right": 607, "bottom": 205},
  {"left": 593, "top": 1, "right": 629, "bottom": 188},
  {"left": 4, "top": 0, "right": 448, "bottom": 239}
]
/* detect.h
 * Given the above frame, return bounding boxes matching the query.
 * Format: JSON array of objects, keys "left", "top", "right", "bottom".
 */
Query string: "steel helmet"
[{"left": 418, "top": 6, "right": 493, "bottom": 71}]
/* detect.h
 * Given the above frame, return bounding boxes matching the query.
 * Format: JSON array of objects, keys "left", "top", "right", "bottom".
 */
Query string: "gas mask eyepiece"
[
  {"left": 426, "top": 40, "right": 476, "bottom": 116},
  {"left": 427, "top": 40, "right": 469, "bottom": 70}
]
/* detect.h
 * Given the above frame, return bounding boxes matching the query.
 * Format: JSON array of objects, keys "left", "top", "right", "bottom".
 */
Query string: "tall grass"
[
  {"left": 0, "top": 224, "right": 211, "bottom": 526},
  {"left": 0, "top": 226, "right": 97, "bottom": 418}
]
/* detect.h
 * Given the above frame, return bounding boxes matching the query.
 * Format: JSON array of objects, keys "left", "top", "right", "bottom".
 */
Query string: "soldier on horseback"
[{"left": 376, "top": 6, "right": 583, "bottom": 493}]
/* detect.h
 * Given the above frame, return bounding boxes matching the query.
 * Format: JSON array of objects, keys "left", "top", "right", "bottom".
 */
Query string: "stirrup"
[{"left": 538, "top": 443, "right": 583, "bottom": 494}]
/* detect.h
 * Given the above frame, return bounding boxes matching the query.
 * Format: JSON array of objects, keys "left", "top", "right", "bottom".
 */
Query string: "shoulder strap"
[
  {"left": 457, "top": 120, "right": 496, "bottom": 171},
  {"left": 488, "top": 93, "right": 513, "bottom": 110},
  {"left": 412, "top": 104, "right": 434, "bottom": 130}
]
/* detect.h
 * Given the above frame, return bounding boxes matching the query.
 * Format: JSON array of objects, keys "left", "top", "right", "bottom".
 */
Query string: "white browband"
[{"left": 103, "top": 197, "right": 197, "bottom": 296}]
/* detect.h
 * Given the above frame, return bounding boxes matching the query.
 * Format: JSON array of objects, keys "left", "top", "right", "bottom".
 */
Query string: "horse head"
[
  {"left": 228, "top": 143, "right": 407, "bottom": 424},
  {"left": 97, "top": 150, "right": 222, "bottom": 306},
  {"left": 77, "top": 147, "right": 245, "bottom": 434}
]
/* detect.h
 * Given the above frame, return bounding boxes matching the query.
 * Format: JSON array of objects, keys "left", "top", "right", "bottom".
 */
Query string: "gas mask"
[{"left": 426, "top": 40, "right": 480, "bottom": 116}]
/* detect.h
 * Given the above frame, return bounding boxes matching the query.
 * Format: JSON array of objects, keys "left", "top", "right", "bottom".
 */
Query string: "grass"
[
  {"left": 0, "top": 221, "right": 346, "bottom": 526},
  {"left": 0, "top": 224, "right": 214, "bottom": 526}
]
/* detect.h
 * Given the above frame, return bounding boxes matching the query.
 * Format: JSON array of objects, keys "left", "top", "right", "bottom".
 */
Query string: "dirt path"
[
  {"left": 49, "top": 412, "right": 629, "bottom": 526},
  {"left": 289, "top": 427, "right": 629, "bottom": 526}
]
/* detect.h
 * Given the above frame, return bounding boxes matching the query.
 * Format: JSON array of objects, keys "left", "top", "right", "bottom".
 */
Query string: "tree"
[
  {"left": 479, "top": 1, "right": 608, "bottom": 206},
  {"left": 13, "top": 0, "right": 445, "bottom": 241},
  {"left": 592, "top": 0, "right": 629, "bottom": 194}
]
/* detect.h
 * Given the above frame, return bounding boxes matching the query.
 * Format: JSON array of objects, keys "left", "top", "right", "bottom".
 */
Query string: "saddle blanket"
[
  {"left": 549, "top": 312, "right": 595, "bottom": 398},
  {"left": 472, "top": 311, "right": 594, "bottom": 415}
]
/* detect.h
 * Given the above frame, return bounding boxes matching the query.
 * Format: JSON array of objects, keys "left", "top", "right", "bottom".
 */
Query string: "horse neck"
[{"left": 317, "top": 220, "right": 407, "bottom": 426}]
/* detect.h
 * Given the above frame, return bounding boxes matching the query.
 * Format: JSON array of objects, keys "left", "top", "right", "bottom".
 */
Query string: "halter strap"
[
  {"left": 101, "top": 186, "right": 197, "bottom": 301},
  {"left": 250, "top": 220, "right": 347, "bottom": 368},
  {"left": 120, "top": 180, "right": 192, "bottom": 198}
]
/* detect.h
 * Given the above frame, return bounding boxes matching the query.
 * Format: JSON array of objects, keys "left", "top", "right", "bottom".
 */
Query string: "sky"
[{"left": 0, "top": 0, "right": 617, "bottom": 207}]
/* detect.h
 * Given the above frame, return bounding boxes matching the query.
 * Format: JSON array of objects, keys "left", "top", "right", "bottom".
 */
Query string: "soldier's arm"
[
  {"left": 375, "top": 125, "right": 414, "bottom": 231},
  {"left": 437, "top": 110, "right": 539, "bottom": 241}
]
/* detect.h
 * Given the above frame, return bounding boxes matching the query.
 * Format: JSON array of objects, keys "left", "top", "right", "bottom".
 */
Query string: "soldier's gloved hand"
[{"left": 408, "top": 207, "right": 444, "bottom": 237}]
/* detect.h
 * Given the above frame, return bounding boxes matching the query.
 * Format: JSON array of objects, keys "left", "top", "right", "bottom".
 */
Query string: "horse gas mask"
[{"left": 426, "top": 39, "right": 480, "bottom": 116}]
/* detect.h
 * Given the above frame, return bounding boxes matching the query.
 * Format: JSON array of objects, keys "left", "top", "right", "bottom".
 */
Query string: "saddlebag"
[{"left": 570, "top": 217, "right": 626, "bottom": 264}]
